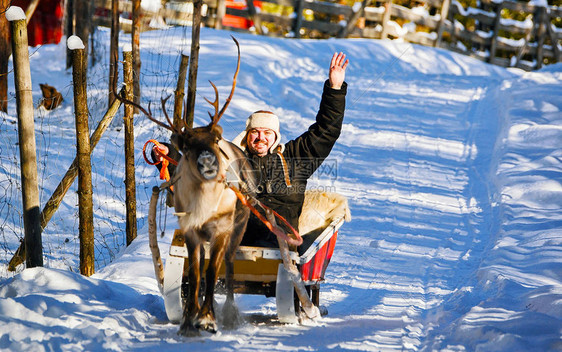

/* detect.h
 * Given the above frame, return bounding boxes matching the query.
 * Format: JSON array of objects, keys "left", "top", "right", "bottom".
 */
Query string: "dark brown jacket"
[{"left": 241, "top": 80, "right": 347, "bottom": 247}]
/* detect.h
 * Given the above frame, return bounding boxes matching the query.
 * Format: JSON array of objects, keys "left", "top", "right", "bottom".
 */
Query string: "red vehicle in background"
[
  {"left": 223, "top": 0, "right": 262, "bottom": 30},
  {"left": 12, "top": 0, "right": 64, "bottom": 46}
]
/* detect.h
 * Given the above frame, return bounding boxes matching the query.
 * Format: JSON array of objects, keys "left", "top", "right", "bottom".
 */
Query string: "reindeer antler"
[
  {"left": 113, "top": 36, "right": 241, "bottom": 134},
  {"left": 112, "top": 84, "right": 181, "bottom": 134},
  {"left": 204, "top": 81, "right": 220, "bottom": 122},
  {"left": 161, "top": 95, "right": 186, "bottom": 131},
  {"left": 206, "top": 36, "right": 241, "bottom": 130}
]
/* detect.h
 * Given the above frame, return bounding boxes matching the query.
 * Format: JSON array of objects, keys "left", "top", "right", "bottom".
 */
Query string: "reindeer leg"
[
  {"left": 178, "top": 237, "right": 202, "bottom": 337},
  {"left": 223, "top": 205, "right": 250, "bottom": 329},
  {"left": 196, "top": 231, "right": 228, "bottom": 333},
  {"left": 222, "top": 256, "right": 240, "bottom": 329},
  {"left": 199, "top": 245, "right": 205, "bottom": 305}
]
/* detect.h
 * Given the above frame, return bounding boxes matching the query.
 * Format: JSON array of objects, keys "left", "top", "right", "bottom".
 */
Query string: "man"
[{"left": 234, "top": 52, "right": 349, "bottom": 247}]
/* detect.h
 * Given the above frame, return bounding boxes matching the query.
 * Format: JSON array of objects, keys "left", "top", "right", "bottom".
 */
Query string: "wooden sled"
[
  {"left": 159, "top": 190, "right": 351, "bottom": 324},
  {"left": 162, "top": 216, "right": 345, "bottom": 323}
]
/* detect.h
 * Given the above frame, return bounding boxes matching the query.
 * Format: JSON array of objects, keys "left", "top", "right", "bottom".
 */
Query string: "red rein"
[{"left": 228, "top": 185, "right": 303, "bottom": 247}]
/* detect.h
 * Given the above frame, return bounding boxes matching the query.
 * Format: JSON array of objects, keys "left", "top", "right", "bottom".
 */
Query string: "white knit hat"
[{"left": 232, "top": 110, "right": 282, "bottom": 153}]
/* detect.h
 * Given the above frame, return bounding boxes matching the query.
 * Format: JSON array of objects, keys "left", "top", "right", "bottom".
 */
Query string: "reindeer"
[{"left": 117, "top": 37, "right": 256, "bottom": 335}]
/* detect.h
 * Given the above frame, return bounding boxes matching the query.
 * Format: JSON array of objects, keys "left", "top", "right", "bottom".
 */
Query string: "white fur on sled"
[{"left": 298, "top": 190, "right": 352, "bottom": 236}]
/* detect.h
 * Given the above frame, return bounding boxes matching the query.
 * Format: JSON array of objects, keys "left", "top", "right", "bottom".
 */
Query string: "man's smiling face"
[{"left": 246, "top": 128, "right": 276, "bottom": 157}]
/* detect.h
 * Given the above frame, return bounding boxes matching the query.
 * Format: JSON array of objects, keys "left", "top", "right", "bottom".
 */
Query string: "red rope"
[
  {"left": 143, "top": 139, "right": 178, "bottom": 183},
  {"left": 228, "top": 185, "right": 303, "bottom": 247},
  {"left": 143, "top": 139, "right": 179, "bottom": 166}
]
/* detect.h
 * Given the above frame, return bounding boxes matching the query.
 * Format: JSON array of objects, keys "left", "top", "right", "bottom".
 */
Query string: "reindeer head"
[
  {"left": 116, "top": 37, "right": 241, "bottom": 182},
  {"left": 172, "top": 123, "right": 224, "bottom": 181}
]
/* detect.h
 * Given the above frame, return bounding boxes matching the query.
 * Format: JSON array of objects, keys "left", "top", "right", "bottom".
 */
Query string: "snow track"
[{"left": 323, "top": 73, "right": 502, "bottom": 350}]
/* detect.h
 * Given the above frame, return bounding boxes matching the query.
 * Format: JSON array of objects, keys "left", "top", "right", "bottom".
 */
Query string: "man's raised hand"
[{"left": 329, "top": 52, "right": 349, "bottom": 90}]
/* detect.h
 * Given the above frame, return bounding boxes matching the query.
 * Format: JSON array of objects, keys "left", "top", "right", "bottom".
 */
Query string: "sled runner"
[{"left": 160, "top": 191, "right": 349, "bottom": 324}]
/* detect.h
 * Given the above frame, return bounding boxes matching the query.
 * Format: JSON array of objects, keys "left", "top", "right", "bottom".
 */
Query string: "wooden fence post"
[
  {"left": 75, "top": 0, "right": 90, "bottom": 68},
  {"left": 380, "top": 0, "right": 392, "bottom": 40},
  {"left": 185, "top": 0, "right": 203, "bottom": 128},
  {"left": 89, "top": 0, "right": 97, "bottom": 67},
  {"left": 293, "top": 0, "right": 305, "bottom": 39},
  {"left": 443, "top": 1, "right": 458, "bottom": 48},
  {"left": 0, "top": 0, "right": 10, "bottom": 113},
  {"left": 69, "top": 35, "right": 95, "bottom": 276},
  {"left": 435, "top": 0, "right": 451, "bottom": 47},
  {"left": 24, "top": 0, "right": 40, "bottom": 24},
  {"left": 545, "top": 13, "right": 560, "bottom": 63},
  {"left": 514, "top": 26, "right": 532, "bottom": 68},
  {"left": 8, "top": 7, "right": 43, "bottom": 268},
  {"left": 338, "top": 0, "right": 368, "bottom": 38},
  {"left": 488, "top": 3, "right": 503, "bottom": 65},
  {"left": 65, "top": 0, "right": 74, "bottom": 70},
  {"left": 535, "top": 6, "right": 547, "bottom": 69},
  {"left": 109, "top": 0, "right": 119, "bottom": 107},
  {"left": 246, "top": 0, "right": 263, "bottom": 35},
  {"left": 123, "top": 49, "right": 137, "bottom": 246},
  {"left": 173, "top": 54, "right": 189, "bottom": 127},
  {"left": 215, "top": 0, "right": 225, "bottom": 30},
  {"left": 132, "top": 0, "right": 141, "bottom": 109}
]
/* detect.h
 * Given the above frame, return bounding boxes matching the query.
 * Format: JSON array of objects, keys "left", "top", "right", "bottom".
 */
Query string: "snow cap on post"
[
  {"left": 122, "top": 43, "right": 132, "bottom": 52},
  {"left": 67, "top": 35, "right": 85, "bottom": 50},
  {"left": 5, "top": 6, "right": 26, "bottom": 21}
]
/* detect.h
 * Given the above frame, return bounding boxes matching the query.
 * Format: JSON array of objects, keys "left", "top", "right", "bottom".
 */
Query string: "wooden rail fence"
[{"left": 94, "top": 0, "right": 561, "bottom": 70}]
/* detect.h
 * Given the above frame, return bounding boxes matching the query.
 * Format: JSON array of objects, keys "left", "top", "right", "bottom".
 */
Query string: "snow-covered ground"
[{"left": 0, "top": 24, "right": 561, "bottom": 351}]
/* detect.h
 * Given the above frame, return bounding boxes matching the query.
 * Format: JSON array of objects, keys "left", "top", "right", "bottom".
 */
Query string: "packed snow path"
[
  {"left": 0, "top": 28, "right": 561, "bottom": 351},
  {"left": 323, "top": 62, "right": 505, "bottom": 349}
]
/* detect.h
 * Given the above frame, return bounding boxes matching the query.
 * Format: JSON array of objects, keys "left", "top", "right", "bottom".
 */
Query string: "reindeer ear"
[
  {"left": 211, "top": 124, "right": 223, "bottom": 140},
  {"left": 171, "top": 133, "right": 183, "bottom": 152}
]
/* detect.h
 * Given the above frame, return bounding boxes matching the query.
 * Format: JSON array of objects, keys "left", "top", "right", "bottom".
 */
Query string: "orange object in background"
[{"left": 223, "top": 0, "right": 262, "bottom": 29}]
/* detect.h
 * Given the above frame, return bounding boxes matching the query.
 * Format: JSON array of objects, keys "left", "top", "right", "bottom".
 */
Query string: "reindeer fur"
[
  {"left": 174, "top": 161, "right": 237, "bottom": 231},
  {"left": 298, "top": 190, "right": 351, "bottom": 236},
  {"left": 173, "top": 129, "right": 255, "bottom": 335}
]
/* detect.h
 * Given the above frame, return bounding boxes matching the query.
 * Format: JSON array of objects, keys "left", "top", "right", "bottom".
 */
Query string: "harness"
[
  {"left": 275, "top": 148, "right": 292, "bottom": 188},
  {"left": 228, "top": 184, "right": 302, "bottom": 246}
]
